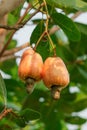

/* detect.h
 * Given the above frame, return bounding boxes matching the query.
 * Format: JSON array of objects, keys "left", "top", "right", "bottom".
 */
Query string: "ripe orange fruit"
[
  {"left": 42, "top": 57, "right": 69, "bottom": 100},
  {"left": 18, "top": 48, "right": 43, "bottom": 93}
]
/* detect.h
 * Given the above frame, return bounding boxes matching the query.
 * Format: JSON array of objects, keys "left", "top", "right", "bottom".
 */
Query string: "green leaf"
[
  {"left": 0, "top": 59, "right": 17, "bottom": 77},
  {"left": 70, "top": 33, "right": 87, "bottom": 56},
  {"left": 77, "top": 66, "right": 87, "bottom": 79},
  {"left": 29, "top": 0, "right": 39, "bottom": 4},
  {"left": 8, "top": 3, "right": 22, "bottom": 25},
  {"left": 29, "top": 0, "right": 41, "bottom": 8},
  {"left": 35, "top": 81, "right": 48, "bottom": 91},
  {"left": 30, "top": 21, "right": 45, "bottom": 44},
  {"left": 79, "top": 83, "right": 87, "bottom": 94},
  {"left": 20, "top": 108, "right": 40, "bottom": 122},
  {"left": 73, "top": 98, "right": 87, "bottom": 112},
  {"left": 46, "top": 0, "right": 87, "bottom": 11},
  {"left": 8, "top": 13, "right": 18, "bottom": 25},
  {"left": 69, "top": 61, "right": 87, "bottom": 84},
  {"left": 65, "top": 115, "right": 86, "bottom": 124},
  {"left": 36, "top": 40, "right": 50, "bottom": 61},
  {"left": 0, "top": 74, "right": 7, "bottom": 107},
  {"left": 4, "top": 78, "right": 26, "bottom": 105},
  {"left": 51, "top": 34, "right": 75, "bottom": 61},
  {"left": 51, "top": 11, "right": 81, "bottom": 41},
  {"left": 7, "top": 39, "right": 17, "bottom": 49},
  {"left": 15, "top": 116, "right": 26, "bottom": 127},
  {"left": 30, "top": 21, "right": 50, "bottom": 60},
  {"left": 14, "top": 108, "right": 40, "bottom": 127},
  {"left": 76, "top": 22, "right": 87, "bottom": 35}
]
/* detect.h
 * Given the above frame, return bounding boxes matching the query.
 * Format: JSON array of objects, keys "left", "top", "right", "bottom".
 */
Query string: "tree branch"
[
  {"left": 3, "top": 42, "right": 29, "bottom": 56},
  {"left": 0, "top": 24, "right": 23, "bottom": 30},
  {"left": 0, "top": 0, "right": 24, "bottom": 17},
  {"left": 0, "top": 3, "right": 45, "bottom": 58},
  {"left": 0, "top": 3, "right": 31, "bottom": 57},
  {"left": 0, "top": 108, "right": 12, "bottom": 120},
  {"left": 0, "top": 55, "right": 20, "bottom": 62},
  {"left": 21, "top": 3, "right": 45, "bottom": 26}
]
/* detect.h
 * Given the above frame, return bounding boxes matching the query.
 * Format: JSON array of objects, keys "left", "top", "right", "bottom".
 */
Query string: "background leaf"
[
  {"left": 51, "top": 11, "right": 81, "bottom": 41},
  {"left": 20, "top": 108, "right": 40, "bottom": 122},
  {"left": 65, "top": 115, "right": 86, "bottom": 124},
  {"left": 46, "top": 0, "right": 87, "bottom": 11},
  {"left": 30, "top": 21, "right": 45, "bottom": 44},
  {"left": 0, "top": 74, "right": 7, "bottom": 108}
]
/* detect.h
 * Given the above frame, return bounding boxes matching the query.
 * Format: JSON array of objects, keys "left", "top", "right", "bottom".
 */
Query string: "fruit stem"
[
  {"left": 34, "top": 31, "right": 46, "bottom": 51},
  {"left": 25, "top": 78, "right": 35, "bottom": 94}
]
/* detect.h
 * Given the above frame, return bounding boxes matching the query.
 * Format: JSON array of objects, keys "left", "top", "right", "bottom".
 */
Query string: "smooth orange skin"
[
  {"left": 42, "top": 57, "right": 69, "bottom": 89},
  {"left": 18, "top": 48, "right": 43, "bottom": 81}
]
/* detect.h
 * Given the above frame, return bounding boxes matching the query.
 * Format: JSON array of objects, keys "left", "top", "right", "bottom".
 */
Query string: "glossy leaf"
[
  {"left": 73, "top": 98, "right": 87, "bottom": 112},
  {"left": 77, "top": 66, "right": 87, "bottom": 80},
  {"left": 30, "top": 21, "right": 50, "bottom": 60},
  {"left": 0, "top": 59, "right": 18, "bottom": 77},
  {"left": 65, "top": 115, "right": 86, "bottom": 124},
  {"left": 20, "top": 108, "right": 40, "bottom": 122},
  {"left": 79, "top": 83, "right": 87, "bottom": 94},
  {"left": 46, "top": 0, "right": 87, "bottom": 11},
  {"left": 13, "top": 108, "right": 41, "bottom": 127},
  {"left": 30, "top": 21, "right": 45, "bottom": 44},
  {"left": 15, "top": 116, "right": 26, "bottom": 127},
  {"left": 76, "top": 22, "right": 87, "bottom": 35},
  {"left": 51, "top": 11, "right": 81, "bottom": 41},
  {"left": 0, "top": 74, "right": 7, "bottom": 107},
  {"left": 29, "top": 0, "right": 39, "bottom": 6},
  {"left": 7, "top": 39, "right": 17, "bottom": 49}
]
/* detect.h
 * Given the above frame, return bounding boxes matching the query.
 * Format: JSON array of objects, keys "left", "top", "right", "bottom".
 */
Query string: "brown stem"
[
  {"left": 0, "top": 108, "right": 12, "bottom": 120},
  {"left": 0, "top": 24, "right": 24, "bottom": 30},
  {"left": 21, "top": 3, "right": 45, "bottom": 26},
  {"left": 0, "top": 3, "right": 45, "bottom": 57},
  {"left": 0, "top": 3, "right": 31, "bottom": 57},
  {"left": 34, "top": 31, "right": 46, "bottom": 51},
  {"left": 46, "top": 31, "right": 56, "bottom": 56},
  {"left": 71, "top": 11, "right": 82, "bottom": 19},
  {"left": 0, "top": 55, "right": 20, "bottom": 62},
  {"left": 3, "top": 42, "right": 29, "bottom": 56}
]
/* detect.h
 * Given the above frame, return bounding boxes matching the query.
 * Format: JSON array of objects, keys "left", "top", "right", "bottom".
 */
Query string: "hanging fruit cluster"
[{"left": 18, "top": 48, "right": 70, "bottom": 100}]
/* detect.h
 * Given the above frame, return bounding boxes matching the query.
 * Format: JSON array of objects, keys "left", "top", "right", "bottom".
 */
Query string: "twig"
[
  {"left": 0, "top": 55, "right": 20, "bottom": 62},
  {"left": 0, "top": 3, "right": 45, "bottom": 57},
  {"left": 0, "top": 3, "right": 31, "bottom": 57},
  {"left": 0, "top": 24, "right": 24, "bottom": 30},
  {"left": 71, "top": 11, "right": 82, "bottom": 19},
  {"left": 0, "top": 2, "right": 42, "bottom": 30},
  {"left": 0, "top": 42, "right": 30, "bottom": 62},
  {"left": 43, "top": 0, "right": 49, "bottom": 32},
  {"left": 43, "top": 0, "right": 56, "bottom": 56},
  {"left": 0, "top": 108, "right": 12, "bottom": 120},
  {"left": 0, "top": 2, "right": 45, "bottom": 58},
  {"left": 47, "top": 32, "right": 56, "bottom": 56},
  {"left": 21, "top": 3, "right": 45, "bottom": 26},
  {"left": 3, "top": 42, "right": 29, "bottom": 56},
  {"left": 34, "top": 31, "right": 46, "bottom": 51}
]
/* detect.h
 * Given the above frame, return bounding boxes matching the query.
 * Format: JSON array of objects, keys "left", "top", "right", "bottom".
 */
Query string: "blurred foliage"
[{"left": 0, "top": 0, "right": 87, "bottom": 129}]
